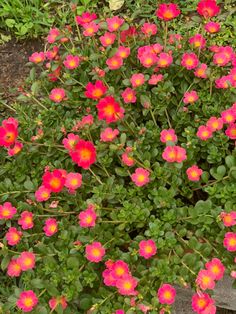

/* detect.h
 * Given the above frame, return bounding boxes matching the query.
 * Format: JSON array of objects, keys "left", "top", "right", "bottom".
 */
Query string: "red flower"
[
  {"left": 85, "top": 80, "right": 107, "bottom": 99},
  {"left": 70, "top": 140, "right": 96, "bottom": 169},
  {"left": 96, "top": 96, "right": 125, "bottom": 123},
  {"left": 0, "top": 118, "right": 18, "bottom": 147},
  {"left": 42, "top": 169, "right": 66, "bottom": 193},
  {"left": 156, "top": 3, "right": 181, "bottom": 21},
  {"left": 197, "top": 0, "right": 220, "bottom": 18}
]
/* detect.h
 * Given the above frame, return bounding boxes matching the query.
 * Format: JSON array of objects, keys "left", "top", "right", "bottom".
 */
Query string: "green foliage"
[{"left": 0, "top": 1, "right": 236, "bottom": 313}]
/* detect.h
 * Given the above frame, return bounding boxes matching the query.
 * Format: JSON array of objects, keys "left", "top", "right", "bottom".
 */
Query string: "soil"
[{"left": 0, "top": 38, "right": 43, "bottom": 103}]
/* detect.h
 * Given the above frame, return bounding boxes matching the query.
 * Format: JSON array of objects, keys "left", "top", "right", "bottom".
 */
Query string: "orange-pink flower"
[
  {"left": 7, "top": 258, "right": 21, "bottom": 277},
  {"left": 42, "top": 169, "right": 66, "bottom": 193},
  {"left": 82, "top": 22, "right": 99, "bottom": 37},
  {"left": 157, "top": 52, "right": 173, "bottom": 68},
  {"left": 0, "top": 118, "right": 18, "bottom": 147},
  {"left": 205, "top": 21, "right": 221, "bottom": 33},
  {"left": 5, "top": 227, "right": 22, "bottom": 246},
  {"left": 49, "top": 88, "right": 66, "bottom": 103},
  {"left": 196, "top": 125, "right": 213, "bottom": 140},
  {"left": 85, "top": 241, "right": 105, "bottom": 263},
  {"left": 0, "top": 202, "right": 17, "bottom": 220},
  {"left": 192, "top": 292, "right": 215, "bottom": 314},
  {"left": 62, "top": 133, "right": 80, "bottom": 151},
  {"left": 16, "top": 290, "right": 38, "bottom": 312},
  {"left": 18, "top": 251, "right": 36, "bottom": 271},
  {"left": 162, "top": 146, "right": 187, "bottom": 163},
  {"left": 78, "top": 205, "right": 97, "bottom": 228},
  {"left": 47, "top": 28, "right": 60, "bottom": 43},
  {"left": 49, "top": 296, "right": 67, "bottom": 310},
  {"left": 116, "top": 274, "right": 138, "bottom": 295},
  {"left": 43, "top": 218, "right": 58, "bottom": 236},
  {"left": 131, "top": 168, "right": 150, "bottom": 187},
  {"left": 196, "top": 269, "right": 215, "bottom": 290},
  {"left": 110, "top": 260, "right": 129, "bottom": 279},
  {"left": 220, "top": 211, "right": 236, "bottom": 227},
  {"left": 181, "top": 52, "right": 199, "bottom": 70},
  {"left": 106, "top": 16, "right": 124, "bottom": 32},
  {"left": 35, "top": 185, "right": 51, "bottom": 202},
  {"left": 141, "top": 23, "right": 157, "bottom": 36},
  {"left": 63, "top": 55, "right": 80, "bottom": 69},
  {"left": 183, "top": 91, "right": 199, "bottom": 104},
  {"left": 121, "top": 88, "right": 136, "bottom": 104},
  {"left": 225, "top": 123, "right": 236, "bottom": 139},
  {"left": 75, "top": 12, "right": 97, "bottom": 26},
  {"left": 160, "top": 129, "right": 177, "bottom": 143},
  {"left": 18, "top": 211, "right": 34, "bottom": 230},
  {"left": 206, "top": 117, "right": 223, "bottom": 131},
  {"left": 96, "top": 96, "right": 124, "bottom": 123},
  {"left": 139, "top": 52, "right": 158, "bottom": 68},
  {"left": 197, "top": 0, "right": 220, "bottom": 18},
  {"left": 194, "top": 63, "right": 208, "bottom": 78},
  {"left": 121, "top": 152, "right": 135, "bottom": 167},
  {"left": 223, "top": 232, "right": 236, "bottom": 251},
  {"left": 7, "top": 141, "right": 23, "bottom": 156},
  {"left": 157, "top": 284, "right": 176, "bottom": 305},
  {"left": 148, "top": 74, "right": 163, "bottom": 85},
  {"left": 116, "top": 46, "right": 131, "bottom": 59},
  {"left": 205, "top": 258, "right": 225, "bottom": 280},
  {"left": 186, "top": 165, "right": 203, "bottom": 181},
  {"left": 106, "top": 55, "right": 123, "bottom": 70},
  {"left": 29, "top": 51, "right": 45, "bottom": 63},
  {"left": 70, "top": 139, "right": 96, "bottom": 169},
  {"left": 85, "top": 80, "right": 107, "bottom": 99},
  {"left": 221, "top": 108, "right": 236, "bottom": 124},
  {"left": 100, "top": 32, "right": 116, "bottom": 47},
  {"left": 65, "top": 172, "right": 82, "bottom": 191},
  {"left": 130, "top": 73, "right": 145, "bottom": 88},
  {"left": 139, "top": 239, "right": 157, "bottom": 259},
  {"left": 100, "top": 128, "right": 119, "bottom": 142},
  {"left": 156, "top": 3, "right": 181, "bottom": 21}
]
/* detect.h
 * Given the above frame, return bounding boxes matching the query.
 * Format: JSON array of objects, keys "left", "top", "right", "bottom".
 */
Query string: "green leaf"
[
  {"left": 31, "top": 278, "right": 45, "bottom": 289},
  {"left": 5, "top": 19, "right": 15, "bottom": 28},
  {"left": 1, "top": 255, "right": 10, "bottom": 271}
]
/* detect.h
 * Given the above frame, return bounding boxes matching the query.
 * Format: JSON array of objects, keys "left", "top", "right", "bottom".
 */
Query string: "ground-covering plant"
[{"left": 0, "top": 0, "right": 236, "bottom": 313}]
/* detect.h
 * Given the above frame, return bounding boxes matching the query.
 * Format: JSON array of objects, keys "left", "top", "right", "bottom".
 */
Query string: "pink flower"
[
  {"left": 157, "top": 52, "right": 173, "bottom": 68},
  {"left": 213, "top": 52, "right": 230, "bottom": 66},
  {"left": 130, "top": 73, "right": 145, "bottom": 88},
  {"left": 205, "top": 258, "right": 225, "bottom": 281},
  {"left": 157, "top": 284, "right": 176, "bottom": 305},
  {"left": 100, "top": 32, "right": 116, "bottom": 47},
  {"left": 186, "top": 165, "right": 203, "bottom": 181},
  {"left": 49, "top": 88, "right": 66, "bottom": 103},
  {"left": 194, "top": 63, "right": 208, "bottom": 78},
  {"left": 122, "top": 152, "right": 135, "bottom": 167},
  {"left": 215, "top": 75, "right": 233, "bottom": 89},
  {"left": 106, "top": 55, "right": 123, "bottom": 70},
  {"left": 205, "top": 21, "right": 221, "bottom": 33},
  {"left": 5, "top": 227, "right": 22, "bottom": 246},
  {"left": 78, "top": 206, "right": 97, "bottom": 228},
  {"left": 43, "top": 218, "right": 58, "bottom": 236},
  {"left": 65, "top": 172, "right": 82, "bottom": 191},
  {"left": 156, "top": 3, "right": 181, "bottom": 21},
  {"left": 220, "top": 211, "right": 236, "bottom": 227},
  {"left": 196, "top": 269, "right": 215, "bottom": 290},
  {"left": 16, "top": 290, "right": 38, "bottom": 312},
  {"left": 141, "top": 23, "right": 157, "bottom": 36},
  {"left": 221, "top": 108, "right": 236, "bottom": 124},
  {"left": 7, "top": 141, "right": 23, "bottom": 156},
  {"left": 206, "top": 117, "right": 223, "bottom": 132},
  {"left": 45, "top": 46, "right": 59, "bottom": 60},
  {"left": 162, "top": 146, "right": 187, "bottom": 163},
  {"left": 62, "top": 133, "right": 80, "bottom": 151},
  {"left": 131, "top": 168, "right": 150, "bottom": 187},
  {"left": 42, "top": 169, "right": 66, "bottom": 193},
  {"left": 82, "top": 22, "right": 99, "bottom": 37},
  {"left": 139, "top": 239, "right": 157, "bottom": 259},
  {"left": 183, "top": 91, "right": 199, "bottom": 104},
  {"left": 75, "top": 12, "right": 97, "bottom": 26},
  {"left": 115, "top": 310, "right": 125, "bottom": 314},
  {"left": 148, "top": 74, "right": 163, "bottom": 85},
  {"left": 189, "top": 34, "right": 206, "bottom": 49},
  {"left": 103, "top": 269, "right": 117, "bottom": 287},
  {"left": 197, "top": 0, "right": 220, "bottom": 18},
  {"left": 49, "top": 296, "right": 67, "bottom": 310},
  {"left": 192, "top": 292, "right": 214, "bottom": 314},
  {"left": 116, "top": 274, "right": 138, "bottom": 295},
  {"left": 160, "top": 129, "right": 177, "bottom": 143},
  {"left": 106, "top": 16, "right": 124, "bottom": 32},
  {"left": 223, "top": 232, "right": 236, "bottom": 252},
  {"left": 0, "top": 202, "right": 17, "bottom": 219},
  {"left": 18, "top": 252, "right": 35, "bottom": 271},
  {"left": 100, "top": 128, "right": 119, "bottom": 142},
  {"left": 116, "top": 46, "right": 131, "bottom": 59},
  {"left": 225, "top": 123, "right": 236, "bottom": 139},
  {"left": 181, "top": 52, "right": 199, "bottom": 70},
  {"left": 47, "top": 28, "right": 60, "bottom": 43},
  {"left": 7, "top": 258, "right": 21, "bottom": 277},
  {"left": 35, "top": 185, "right": 51, "bottom": 202},
  {"left": 63, "top": 55, "right": 80, "bottom": 69},
  {"left": 110, "top": 260, "right": 129, "bottom": 279},
  {"left": 139, "top": 52, "right": 158, "bottom": 68},
  {"left": 196, "top": 125, "right": 213, "bottom": 140},
  {"left": 85, "top": 241, "right": 105, "bottom": 263},
  {"left": 121, "top": 88, "right": 136, "bottom": 104},
  {"left": 85, "top": 80, "right": 107, "bottom": 100},
  {"left": 29, "top": 52, "right": 45, "bottom": 63}
]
